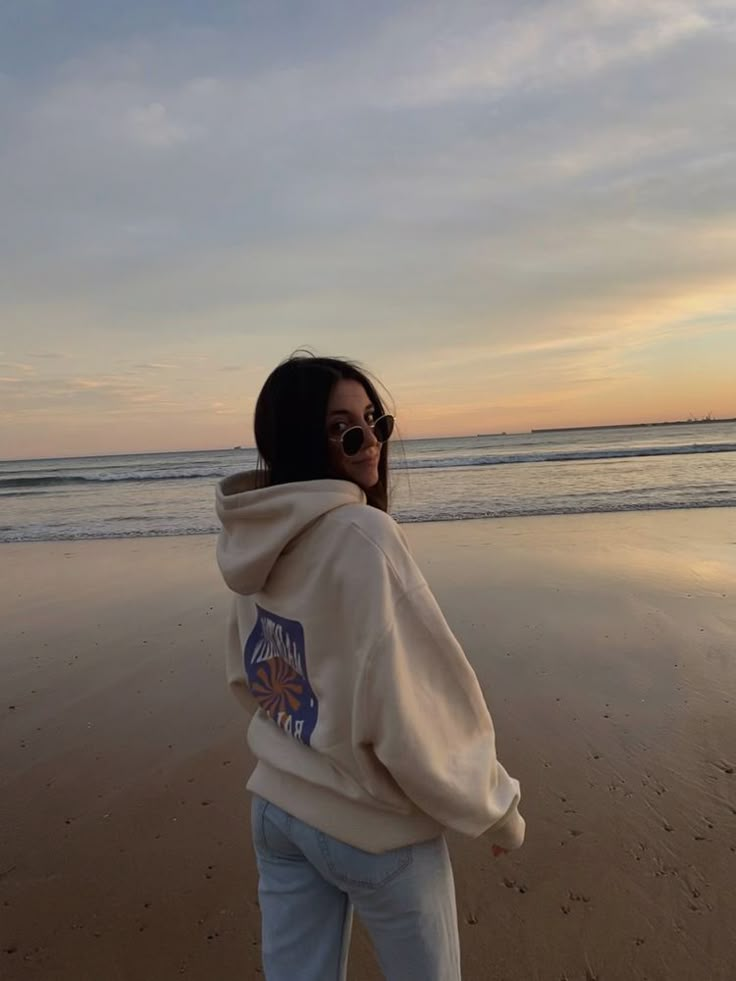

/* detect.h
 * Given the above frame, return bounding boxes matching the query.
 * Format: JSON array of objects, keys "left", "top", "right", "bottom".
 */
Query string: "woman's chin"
[
  {"left": 351, "top": 465, "right": 380, "bottom": 491},
  {"left": 329, "top": 456, "right": 380, "bottom": 492}
]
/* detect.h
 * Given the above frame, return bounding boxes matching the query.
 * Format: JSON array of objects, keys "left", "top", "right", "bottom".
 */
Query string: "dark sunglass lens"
[
  {"left": 342, "top": 427, "right": 364, "bottom": 456},
  {"left": 374, "top": 415, "right": 394, "bottom": 443}
]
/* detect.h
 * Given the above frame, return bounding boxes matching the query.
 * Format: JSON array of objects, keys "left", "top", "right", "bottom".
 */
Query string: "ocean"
[{"left": 1, "top": 421, "right": 735, "bottom": 543}]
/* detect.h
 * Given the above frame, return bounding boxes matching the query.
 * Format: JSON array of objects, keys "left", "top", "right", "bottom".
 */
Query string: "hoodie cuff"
[{"left": 491, "top": 807, "right": 526, "bottom": 851}]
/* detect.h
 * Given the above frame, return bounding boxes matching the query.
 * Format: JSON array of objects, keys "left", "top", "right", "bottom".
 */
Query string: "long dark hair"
[{"left": 253, "top": 354, "right": 391, "bottom": 511}]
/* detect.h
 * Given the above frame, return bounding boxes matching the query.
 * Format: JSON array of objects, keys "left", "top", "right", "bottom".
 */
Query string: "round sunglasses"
[{"left": 329, "top": 413, "right": 395, "bottom": 457}]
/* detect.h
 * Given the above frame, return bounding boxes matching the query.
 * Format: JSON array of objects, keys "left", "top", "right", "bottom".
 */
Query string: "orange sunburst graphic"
[{"left": 250, "top": 658, "right": 304, "bottom": 719}]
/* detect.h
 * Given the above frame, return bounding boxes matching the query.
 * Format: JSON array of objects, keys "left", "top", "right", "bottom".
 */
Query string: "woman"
[{"left": 216, "top": 354, "right": 525, "bottom": 981}]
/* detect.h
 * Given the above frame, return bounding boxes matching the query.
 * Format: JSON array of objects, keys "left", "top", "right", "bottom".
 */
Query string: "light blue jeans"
[{"left": 251, "top": 796, "right": 462, "bottom": 980}]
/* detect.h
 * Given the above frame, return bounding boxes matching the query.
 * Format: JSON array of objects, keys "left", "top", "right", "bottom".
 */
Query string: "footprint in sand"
[
  {"left": 568, "top": 891, "right": 591, "bottom": 903},
  {"left": 502, "top": 877, "right": 528, "bottom": 894}
]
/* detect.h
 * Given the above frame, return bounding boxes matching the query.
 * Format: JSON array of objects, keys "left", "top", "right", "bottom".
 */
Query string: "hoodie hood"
[{"left": 216, "top": 470, "right": 365, "bottom": 594}]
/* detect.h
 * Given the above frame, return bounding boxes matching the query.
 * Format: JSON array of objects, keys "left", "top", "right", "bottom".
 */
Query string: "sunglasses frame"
[{"left": 328, "top": 413, "right": 395, "bottom": 457}]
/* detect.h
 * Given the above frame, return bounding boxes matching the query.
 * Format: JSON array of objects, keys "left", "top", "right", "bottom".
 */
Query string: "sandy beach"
[{"left": 1, "top": 509, "right": 734, "bottom": 980}]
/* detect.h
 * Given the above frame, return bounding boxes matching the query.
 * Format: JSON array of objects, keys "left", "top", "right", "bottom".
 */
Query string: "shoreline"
[
  {"left": 3, "top": 502, "right": 736, "bottom": 548},
  {"left": 2, "top": 510, "right": 735, "bottom": 979}
]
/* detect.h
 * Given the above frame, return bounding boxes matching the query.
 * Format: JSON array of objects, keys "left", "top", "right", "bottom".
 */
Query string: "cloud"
[
  {"left": 372, "top": 0, "right": 714, "bottom": 109},
  {"left": 131, "top": 362, "right": 179, "bottom": 370},
  {"left": 125, "top": 100, "right": 196, "bottom": 148},
  {"left": 0, "top": 361, "right": 35, "bottom": 373}
]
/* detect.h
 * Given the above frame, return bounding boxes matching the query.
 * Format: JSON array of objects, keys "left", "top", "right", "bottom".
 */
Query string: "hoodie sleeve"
[
  {"left": 224, "top": 597, "right": 260, "bottom": 721},
  {"left": 356, "top": 582, "right": 525, "bottom": 850}
]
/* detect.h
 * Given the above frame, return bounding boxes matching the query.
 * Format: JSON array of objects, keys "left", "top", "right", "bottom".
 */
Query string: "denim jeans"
[{"left": 251, "top": 795, "right": 462, "bottom": 980}]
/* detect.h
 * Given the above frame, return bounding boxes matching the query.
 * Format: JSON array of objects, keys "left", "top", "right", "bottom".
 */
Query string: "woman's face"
[{"left": 326, "top": 379, "right": 381, "bottom": 491}]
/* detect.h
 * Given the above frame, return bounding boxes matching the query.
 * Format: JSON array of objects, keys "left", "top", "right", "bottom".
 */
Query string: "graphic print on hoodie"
[{"left": 244, "top": 605, "right": 318, "bottom": 746}]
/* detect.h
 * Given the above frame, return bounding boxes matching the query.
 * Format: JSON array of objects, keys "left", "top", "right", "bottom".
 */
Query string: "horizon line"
[{"left": 2, "top": 414, "right": 735, "bottom": 465}]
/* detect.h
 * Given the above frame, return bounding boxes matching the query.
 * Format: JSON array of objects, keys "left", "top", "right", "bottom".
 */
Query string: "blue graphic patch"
[{"left": 244, "top": 606, "right": 318, "bottom": 746}]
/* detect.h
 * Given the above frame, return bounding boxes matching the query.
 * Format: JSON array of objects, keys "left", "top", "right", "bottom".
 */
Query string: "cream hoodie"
[{"left": 216, "top": 472, "right": 525, "bottom": 854}]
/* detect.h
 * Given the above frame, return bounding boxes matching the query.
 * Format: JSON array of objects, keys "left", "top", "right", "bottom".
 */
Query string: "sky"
[{"left": 1, "top": 0, "right": 735, "bottom": 459}]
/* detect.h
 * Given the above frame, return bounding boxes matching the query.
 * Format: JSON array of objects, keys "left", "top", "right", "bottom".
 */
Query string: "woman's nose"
[{"left": 363, "top": 422, "right": 379, "bottom": 446}]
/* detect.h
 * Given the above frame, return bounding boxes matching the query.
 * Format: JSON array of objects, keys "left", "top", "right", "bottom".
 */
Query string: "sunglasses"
[{"left": 329, "top": 414, "right": 395, "bottom": 457}]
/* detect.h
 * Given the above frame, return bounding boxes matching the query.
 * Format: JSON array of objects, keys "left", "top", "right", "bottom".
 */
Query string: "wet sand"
[{"left": 1, "top": 510, "right": 735, "bottom": 980}]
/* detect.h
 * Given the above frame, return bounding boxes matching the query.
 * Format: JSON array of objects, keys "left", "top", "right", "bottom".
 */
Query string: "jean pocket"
[{"left": 317, "top": 833, "right": 413, "bottom": 888}]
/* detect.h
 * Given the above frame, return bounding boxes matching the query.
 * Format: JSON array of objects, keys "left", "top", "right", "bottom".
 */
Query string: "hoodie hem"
[{"left": 247, "top": 762, "right": 444, "bottom": 854}]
